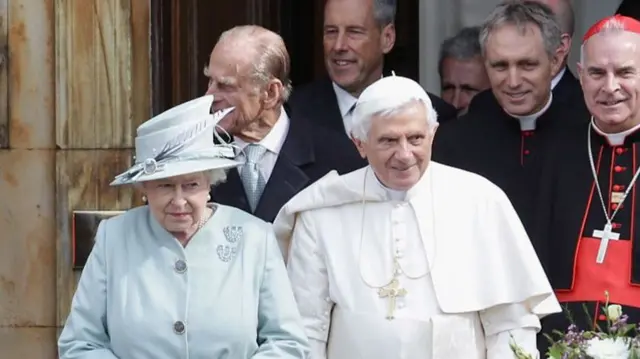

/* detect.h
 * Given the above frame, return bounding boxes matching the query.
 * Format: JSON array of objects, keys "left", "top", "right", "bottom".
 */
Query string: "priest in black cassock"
[
  {"left": 467, "top": 0, "right": 582, "bottom": 114},
  {"left": 534, "top": 14, "right": 640, "bottom": 352},
  {"left": 288, "top": 0, "right": 456, "bottom": 173},
  {"left": 432, "top": 1, "right": 589, "bottom": 234}
]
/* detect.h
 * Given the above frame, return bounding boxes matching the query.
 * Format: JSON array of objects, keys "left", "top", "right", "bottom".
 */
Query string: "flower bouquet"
[{"left": 510, "top": 292, "right": 640, "bottom": 359}]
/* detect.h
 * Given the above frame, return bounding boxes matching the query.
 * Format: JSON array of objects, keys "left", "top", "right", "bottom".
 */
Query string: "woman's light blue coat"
[{"left": 58, "top": 205, "right": 310, "bottom": 359}]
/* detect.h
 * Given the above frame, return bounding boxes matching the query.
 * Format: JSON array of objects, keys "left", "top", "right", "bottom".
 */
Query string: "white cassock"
[{"left": 272, "top": 162, "right": 560, "bottom": 359}]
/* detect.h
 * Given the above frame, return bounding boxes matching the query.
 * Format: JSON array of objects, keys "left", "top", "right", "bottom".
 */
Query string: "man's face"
[
  {"left": 323, "top": 0, "right": 395, "bottom": 96},
  {"left": 484, "top": 23, "right": 561, "bottom": 116},
  {"left": 205, "top": 41, "right": 264, "bottom": 134},
  {"left": 440, "top": 56, "right": 490, "bottom": 115},
  {"left": 353, "top": 102, "right": 437, "bottom": 191},
  {"left": 579, "top": 31, "right": 640, "bottom": 132}
]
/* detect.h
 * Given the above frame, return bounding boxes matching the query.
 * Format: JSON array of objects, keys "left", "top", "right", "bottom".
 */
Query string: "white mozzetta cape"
[{"left": 273, "top": 162, "right": 560, "bottom": 359}]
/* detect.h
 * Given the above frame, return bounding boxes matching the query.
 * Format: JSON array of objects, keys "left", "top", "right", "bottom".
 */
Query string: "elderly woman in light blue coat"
[{"left": 58, "top": 95, "right": 310, "bottom": 359}]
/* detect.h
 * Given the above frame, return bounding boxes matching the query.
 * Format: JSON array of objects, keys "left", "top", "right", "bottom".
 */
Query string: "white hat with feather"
[{"left": 110, "top": 94, "right": 241, "bottom": 186}]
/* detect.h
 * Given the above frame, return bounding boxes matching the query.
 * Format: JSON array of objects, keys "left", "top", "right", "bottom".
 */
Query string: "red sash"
[{"left": 556, "top": 236, "right": 640, "bottom": 307}]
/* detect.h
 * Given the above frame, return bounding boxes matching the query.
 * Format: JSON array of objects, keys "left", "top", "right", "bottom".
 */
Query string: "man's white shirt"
[{"left": 234, "top": 107, "right": 290, "bottom": 182}]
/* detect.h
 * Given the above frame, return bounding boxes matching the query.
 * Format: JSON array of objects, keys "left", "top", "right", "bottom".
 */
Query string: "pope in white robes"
[{"left": 272, "top": 76, "right": 561, "bottom": 359}]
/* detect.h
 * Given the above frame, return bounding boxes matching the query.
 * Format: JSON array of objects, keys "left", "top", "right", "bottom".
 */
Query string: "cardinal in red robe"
[{"left": 534, "top": 14, "right": 640, "bottom": 353}]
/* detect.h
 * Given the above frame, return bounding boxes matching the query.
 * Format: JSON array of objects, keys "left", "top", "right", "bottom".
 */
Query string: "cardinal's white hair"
[{"left": 348, "top": 76, "right": 438, "bottom": 141}]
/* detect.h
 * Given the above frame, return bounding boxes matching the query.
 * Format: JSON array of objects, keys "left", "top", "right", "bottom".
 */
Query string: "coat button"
[
  {"left": 174, "top": 259, "right": 187, "bottom": 273},
  {"left": 616, "top": 147, "right": 625, "bottom": 155},
  {"left": 173, "top": 321, "right": 185, "bottom": 334},
  {"left": 614, "top": 166, "right": 625, "bottom": 173}
]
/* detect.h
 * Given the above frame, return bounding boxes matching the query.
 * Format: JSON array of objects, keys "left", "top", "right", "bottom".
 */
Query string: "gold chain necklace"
[{"left": 357, "top": 167, "right": 435, "bottom": 289}]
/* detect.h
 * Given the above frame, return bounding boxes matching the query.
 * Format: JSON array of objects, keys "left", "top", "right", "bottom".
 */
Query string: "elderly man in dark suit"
[
  {"left": 287, "top": 0, "right": 456, "bottom": 170},
  {"left": 204, "top": 25, "right": 362, "bottom": 223}
]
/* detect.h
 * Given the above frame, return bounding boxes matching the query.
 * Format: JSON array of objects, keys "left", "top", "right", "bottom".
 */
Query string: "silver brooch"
[
  {"left": 143, "top": 158, "right": 158, "bottom": 174},
  {"left": 216, "top": 245, "right": 237, "bottom": 262},
  {"left": 223, "top": 226, "right": 243, "bottom": 243}
]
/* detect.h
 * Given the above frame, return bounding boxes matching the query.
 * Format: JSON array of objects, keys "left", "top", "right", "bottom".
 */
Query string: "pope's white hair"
[
  {"left": 349, "top": 97, "right": 438, "bottom": 142},
  {"left": 580, "top": 17, "right": 627, "bottom": 64}
]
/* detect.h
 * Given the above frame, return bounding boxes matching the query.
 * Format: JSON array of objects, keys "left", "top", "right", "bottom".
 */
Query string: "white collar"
[
  {"left": 505, "top": 92, "right": 553, "bottom": 131},
  {"left": 332, "top": 82, "right": 358, "bottom": 117},
  {"left": 591, "top": 119, "right": 640, "bottom": 146},
  {"left": 372, "top": 172, "right": 407, "bottom": 201},
  {"left": 234, "top": 107, "right": 290, "bottom": 155},
  {"left": 551, "top": 67, "right": 566, "bottom": 90}
]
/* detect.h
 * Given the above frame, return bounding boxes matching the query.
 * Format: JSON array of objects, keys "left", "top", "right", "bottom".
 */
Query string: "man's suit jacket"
[
  {"left": 289, "top": 77, "right": 457, "bottom": 134},
  {"left": 286, "top": 77, "right": 457, "bottom": 171},
  {"left": 210, "top": 106, "right": 364, "bottom": 223}
]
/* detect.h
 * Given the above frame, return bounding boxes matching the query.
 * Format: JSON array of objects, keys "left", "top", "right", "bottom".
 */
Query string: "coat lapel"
[
  {"left": 311, "top": 78, "right": 345, "bottom": 133},
  {"left": 253, "top": 108, "right": 315, "bottom": 222}
]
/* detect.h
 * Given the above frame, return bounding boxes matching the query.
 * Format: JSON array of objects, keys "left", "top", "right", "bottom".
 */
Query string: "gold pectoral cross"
[{"left": 378, "top": 278, "right": 407, "bottom": 320}]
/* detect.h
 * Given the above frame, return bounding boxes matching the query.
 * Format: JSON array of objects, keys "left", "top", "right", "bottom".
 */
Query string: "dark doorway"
[{"left": 150, "top": 0, "right": 419, "bottom": 115}]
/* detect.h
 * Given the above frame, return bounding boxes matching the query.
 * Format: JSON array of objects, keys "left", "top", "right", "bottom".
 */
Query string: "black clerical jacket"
[{"left": 432, "top": 88, "right": 589, "bottom": 236}]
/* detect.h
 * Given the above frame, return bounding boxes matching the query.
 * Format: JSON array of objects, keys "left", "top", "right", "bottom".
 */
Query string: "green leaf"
[
  {"left": 620, "top": 323, "right": 637, "bottom": 336},
  {"left": 547, "top": 344, "right": 565, "bottom": 359}
]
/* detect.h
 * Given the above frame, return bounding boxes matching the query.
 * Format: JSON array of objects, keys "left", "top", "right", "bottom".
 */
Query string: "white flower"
[
  {"left": 607, "top": 304, "right": 623, "bottom": 321},
  {"left": 585, "top": 337, "right": 630, "bottom": 359}
]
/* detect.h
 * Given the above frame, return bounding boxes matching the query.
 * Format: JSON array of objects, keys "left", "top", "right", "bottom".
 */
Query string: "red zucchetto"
[{"left": 583, "top": 14, "right": 640, "bottom": 43}]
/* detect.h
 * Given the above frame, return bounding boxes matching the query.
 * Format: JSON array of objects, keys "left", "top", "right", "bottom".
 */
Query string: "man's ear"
[
  {"left": 262, "top": 79, "right": 283, "bottom": 109},
  {"left": 550, "top": 46, "right": 564, "bottom": 78},
  {"left": 350, "top": 135, "right": 367, "bottom": 159},
  {"left": 430, "top": 122, "right": 439, "bottom": 136},
  {"left": 380, "top": 23, "right": 396, "bottom": 54},
  {"left": 576, "top": 61, "right": 584, "bottom": 86},
  {"left": 560, "top": 34, "right": 572, "bottom": 62}
]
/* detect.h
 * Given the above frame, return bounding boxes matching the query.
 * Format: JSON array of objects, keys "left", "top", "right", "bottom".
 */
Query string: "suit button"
[
  {"left": 173, "top": 321, "right": 185, "bottom": 334},
  {"left": 174, "top": 259, "right": 187, "bottom": 273}
]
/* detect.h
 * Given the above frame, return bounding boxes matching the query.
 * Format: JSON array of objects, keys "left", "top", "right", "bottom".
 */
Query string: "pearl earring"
[
  {"left": 142, "top": 195, "right": 147, "bottom": 203},
  {"left": 207, "top": 194, "right": 211, "bottom": 201}
]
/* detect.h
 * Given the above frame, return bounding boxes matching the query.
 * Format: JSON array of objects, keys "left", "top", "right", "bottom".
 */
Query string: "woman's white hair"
[
  {"left": 205, "top": 168, "right": 229, "bottom": 187},
  {"left": 347, "top": 76, "right": 439, "bottom": 141}
]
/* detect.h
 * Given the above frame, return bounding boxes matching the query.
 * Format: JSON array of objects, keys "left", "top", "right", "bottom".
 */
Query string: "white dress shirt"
[
  {"left": 234, "top": 107, "right": 290, "bottom": 182},
  {"left": 332, "top": 82, "right": 358, "bottom": 135}
]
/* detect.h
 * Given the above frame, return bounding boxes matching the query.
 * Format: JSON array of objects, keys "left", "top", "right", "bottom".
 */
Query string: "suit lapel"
[
  {"left": 210, "top": 169, "right": 251, "bottom": 213},
  {"left": 313, "top": 78, "right": 344, "bottom": 133},
  {"left": 254, "top": 109, "right": 314, "bottom": 222}
]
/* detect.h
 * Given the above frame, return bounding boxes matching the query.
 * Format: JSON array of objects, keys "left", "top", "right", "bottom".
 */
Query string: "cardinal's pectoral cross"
[
  {"left": 378, "top": 278, "right": 407, "bottom": 320},
  {"left": 593, "top": 223, "right": 620, "bottom": 264}
]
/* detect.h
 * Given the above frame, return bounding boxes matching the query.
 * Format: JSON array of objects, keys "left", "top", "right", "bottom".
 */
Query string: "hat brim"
[{"left": 110, "top": 158, "right": 243, "bottom": 186}]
